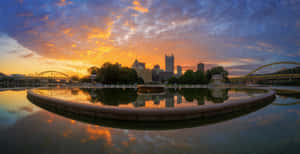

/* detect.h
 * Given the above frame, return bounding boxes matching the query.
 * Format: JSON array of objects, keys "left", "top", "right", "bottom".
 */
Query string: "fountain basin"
[{"left": 27, "top": 88, "right": 275, "bottom": 122}]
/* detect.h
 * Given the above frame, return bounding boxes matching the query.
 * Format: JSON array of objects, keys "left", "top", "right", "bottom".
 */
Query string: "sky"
[{"left": 0, "top": 0, "right": 300, "bottom": 77}]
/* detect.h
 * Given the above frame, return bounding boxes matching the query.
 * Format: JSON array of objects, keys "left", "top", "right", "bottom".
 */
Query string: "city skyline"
[{"left": 0, "top": 0, "right": 300, "bottom": 77}]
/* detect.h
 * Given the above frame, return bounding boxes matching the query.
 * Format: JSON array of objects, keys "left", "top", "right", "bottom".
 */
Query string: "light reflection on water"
[
  {"left": 33, "top": 88, "right": 266, "bottom": 108},
  {"left": 0, "top": 89, "right": 300, "bottom": 153}
]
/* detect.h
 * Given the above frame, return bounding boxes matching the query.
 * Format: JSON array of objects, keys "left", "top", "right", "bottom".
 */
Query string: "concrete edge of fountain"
[{"left": 27, "top": 89, "right": 276, "bottom": 121}]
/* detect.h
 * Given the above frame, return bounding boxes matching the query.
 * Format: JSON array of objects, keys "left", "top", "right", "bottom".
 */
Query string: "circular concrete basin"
[{"left": 27, "top": 88, "right": 275, "bottom": 122}]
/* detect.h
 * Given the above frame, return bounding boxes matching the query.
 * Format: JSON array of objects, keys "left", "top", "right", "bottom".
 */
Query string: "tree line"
[
  {"left": 81, "top": 63, "right": 144, "bottom": 84},
  {"left": 168, "top": 66, "right": 229, "bottom": 84},
  {"left": 77, "top": 63, "right": 229, "bottom": 85}
]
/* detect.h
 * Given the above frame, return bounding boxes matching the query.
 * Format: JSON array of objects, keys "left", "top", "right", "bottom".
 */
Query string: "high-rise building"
[
  {"left": 152, "top": 64, "right": 161, "bottom": 82},
  {"left": 165, "top": 54, "right": 174, "bottom": 74},
  {"left": 197, "top": 63, "right": 205, "bottom": 72},
  {"left": 177, "top": 65, "right": 182, "bottom": 76}
]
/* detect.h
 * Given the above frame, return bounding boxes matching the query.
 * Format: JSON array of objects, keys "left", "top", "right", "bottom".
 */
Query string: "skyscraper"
[
  {"left": 197, "top": 63, "right": 204, "bottom": 72},
  {"left": 177, "top": 65, "right": 182, "bottom": 76},
  {"left": 165, "top": 54, "right": 174, "bottom": 74}
]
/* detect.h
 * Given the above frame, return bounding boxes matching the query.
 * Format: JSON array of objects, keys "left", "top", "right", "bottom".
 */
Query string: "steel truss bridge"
[
  {"left": 0, "top": 71, "right": 70, "bottom": 87},
  {"left": 231, "top": 61, "right": 300, "bottom": 83},
  {"left": 28, "top": 70, "right": 70, "bottom": 85},
  {"left": 36, "top": 70, "right": 69, "bottom": 80}
]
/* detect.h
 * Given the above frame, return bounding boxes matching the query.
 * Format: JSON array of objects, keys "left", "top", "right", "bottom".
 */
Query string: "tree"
[
  {"left": 206, "top": 66, "right": 229, "bottom": 82},
  {"left": 194, "top": 71, "right": 207, "bottom": 84},
  {"left": 167, "top": 66, "right": 230, "bottom": 84},
  {"left": 89, "top": 62, "right": 143, "bottom": 84},
  {"left": 168, "top": 70, "right": 209, "bottom": 84},
  {"left": 179, "top": 70, "right": 195, "bottom": 84},
  {"left": 88, "top": 66, "right": 99, "bottom": 74},
  {"left": 70, "top": 75, "right": 80, "bottom": 81},
  {"left": 168, "top": 77, "right": 179, "bottom": 84}
]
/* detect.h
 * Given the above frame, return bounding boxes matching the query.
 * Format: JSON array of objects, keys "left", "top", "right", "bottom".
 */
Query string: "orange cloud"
[
  {"left": 45, "top": 43, "right": 55, "bottom": 47},
  {"left": 56, "top": 0, "right": 72, "bottom": 6},
  {"left": 240, "top": 58, "right": 259, "bottom": 63},
  {"left": 82, "top": 126, "right": 112, "bottom": 145},
  {"left": 95, "top": 46, "right": 113, "bottom": 53},
  {"left": 41, "top": 15, "right": 49, "bottom": 21},
  {"left": 129, "top": 0, "right": 149, "bottom": 13},
  {"left": 85, "top": 22, "right": 113, "bottom": 40},
  {"left": 62, "top": 28, "right": 71, "bottom": 34},
  {"left": 71, "top": 44, "right": 77, "bottom": 48}
]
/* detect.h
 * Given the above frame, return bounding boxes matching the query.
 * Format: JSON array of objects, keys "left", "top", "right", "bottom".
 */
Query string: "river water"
[{"left": 0, "top": 88, "right": 300, "bottom": 154}]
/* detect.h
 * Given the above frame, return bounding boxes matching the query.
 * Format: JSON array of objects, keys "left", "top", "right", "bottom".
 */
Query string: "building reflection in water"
[
  {"left": 177, "top": 95, "right": 182, "bottom": 104},
  {"left": 165, "top": 94, "right": 174, "bottom": 107},
  {"left": 77, "top": 88, "right": 230, "bottom": 108}
]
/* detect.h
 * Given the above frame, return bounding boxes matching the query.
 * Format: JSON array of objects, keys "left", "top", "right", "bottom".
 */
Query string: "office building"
[
  {"left": 158, "top": 72, "right": 173, "bottom": 82},
  {"left": 136, "top": 69, "right": 152, "bottom": 83},
  {"left": 177, "top": 65, "right": 182, "bottom": 76},
  {"left": 197, "top": 63, "right": 204, "bottom": 72},
  {"left": 165, "top": 54, "right": 174, "bottom": 74},
  {"left": 132, "top": 59, "right": 152, "bottom": 83},
  {"left": 152, "top": 64, "right": 161, "bottom": 82}
]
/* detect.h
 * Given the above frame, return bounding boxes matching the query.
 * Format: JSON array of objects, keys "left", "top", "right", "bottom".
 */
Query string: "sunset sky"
[{"left": 0, "top": 0, "right": 300, "bottom": 76}]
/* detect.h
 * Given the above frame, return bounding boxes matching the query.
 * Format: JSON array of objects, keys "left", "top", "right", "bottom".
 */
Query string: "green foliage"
[
  {"left": 168, "top": 77, "right": 179, "bottom": 84},
  {"left": 168, "top": 70, "right": 208, "bottom": 84},
  {"left": 206, "top": 66, "right": 228, "bottom": 81},
  {"left": 89, "top": 62, "right": 144, "bottom": 84},
  {"left": 167, "top": 66, "right": 229, "bottom": 84},
  {"left": 88, "top": 66, "right": 98, "bottom": 74}
]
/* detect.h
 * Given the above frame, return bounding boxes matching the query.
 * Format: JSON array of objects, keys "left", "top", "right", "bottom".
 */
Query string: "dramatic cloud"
[
  {"left": 21, "top": 53, "right": 34, "bottom": 58},
  {"left": 0, "top": 0, "right": 299, "bottom": 75}
]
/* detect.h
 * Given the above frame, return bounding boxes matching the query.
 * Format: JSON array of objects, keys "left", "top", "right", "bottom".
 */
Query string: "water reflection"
[
  {"left": 272, "top": 95, "right": 300, "bottom": 106},
  {"left": 0, "top": 90, "right": 40, "bottom": 128},
  {"left": 50, "top": 88, "right": 264, "bottom": 108},
  {"left": 84, "top": 88, "right": 137, "bottom": 106},
  {"left": 1, "top": 89, "right": 300, "bottom": 153},
  {"left": 27, "top": 88, "right": 274, "bottom": 130}
]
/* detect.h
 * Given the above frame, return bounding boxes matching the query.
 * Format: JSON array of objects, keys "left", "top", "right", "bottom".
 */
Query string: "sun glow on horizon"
[{"left": 0, "top": 0, "right": 299, "bottom": 77}]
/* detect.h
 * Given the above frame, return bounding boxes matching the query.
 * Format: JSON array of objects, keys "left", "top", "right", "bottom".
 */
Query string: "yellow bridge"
[{"left": 231, "top": 61, "right": 300, "bottom": 83}]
